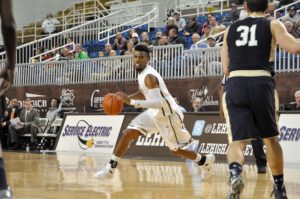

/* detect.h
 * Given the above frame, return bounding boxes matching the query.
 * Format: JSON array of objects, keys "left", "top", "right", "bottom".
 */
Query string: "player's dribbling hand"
[
  {"left": 115, "top": 91, "right": 130, "bottom": 104},
  {"left": 0, "top": 68, "right": 14, "bottom": 96}
]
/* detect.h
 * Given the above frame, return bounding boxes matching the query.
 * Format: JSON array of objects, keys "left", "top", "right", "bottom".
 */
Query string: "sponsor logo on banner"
[
  {"left": 60, "top": 88, "right": 76, "bottom": 112},
  {"left": 189, "top": 86, "right": 219, "bottom": 106},
  {"left": 20, "top": 93, "right": 48, "bottom": 113},
  {"left": 90, "top": 90, "right": 104, "bottom": 109},
  {"left": 192, "top": 120, "right": 205, "bottom": 136},
  {"left": 56, "top": 115, "right": 124, "bottom": 153},
  {"left": 204, "top": 123, "right": 227, "bottom": 134},
  {"left": 278, "top": 114, "right": 300, "bottom": 164}
]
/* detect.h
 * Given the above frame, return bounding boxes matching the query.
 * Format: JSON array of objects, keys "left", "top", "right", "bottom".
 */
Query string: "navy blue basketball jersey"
[{"left": 227, "top": 17, "right": 273, "bottom": 73}]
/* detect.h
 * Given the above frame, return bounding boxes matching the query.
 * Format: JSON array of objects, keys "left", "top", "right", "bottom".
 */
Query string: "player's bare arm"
[
  {"left": 116, "top": 90, "right": 145, "bottom": 105},
  {"left": 221, "top": 28, "right": 229, "bottom": 76},
  {"left": 0, "top": 0, "right": 16, "bottom": 95},
  {"left": 272, "top": 20, "right": 300, "bottom": 54}
]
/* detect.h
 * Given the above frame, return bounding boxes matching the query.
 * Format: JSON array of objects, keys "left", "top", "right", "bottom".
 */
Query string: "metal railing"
[
  {"left": 17, "top": 0, "right": 108, "bottom": 44},
  {"left": 274, "top": 0, "right": 300, "bottom": 19}
]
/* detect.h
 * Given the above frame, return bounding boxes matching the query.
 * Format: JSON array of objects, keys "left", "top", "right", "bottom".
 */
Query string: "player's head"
[
  {"left": 246, "top": 0, "right": 268, "bottom": 13},
  {"left": 133, "top": 44, "right": 150, "bottom": 72}
]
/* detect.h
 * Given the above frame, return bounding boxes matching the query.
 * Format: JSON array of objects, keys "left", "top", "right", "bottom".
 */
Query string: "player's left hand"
[
  {"left": 115, "top": 91, "right": 130, "bottom": 104},
  {"left": 0, "top": 68, "right": 14, "bottom": 96}
]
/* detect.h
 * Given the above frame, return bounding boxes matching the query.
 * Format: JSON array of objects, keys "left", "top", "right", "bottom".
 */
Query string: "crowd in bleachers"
[{"left": 28, "top": 1, "right": 300, "bottom": 63}]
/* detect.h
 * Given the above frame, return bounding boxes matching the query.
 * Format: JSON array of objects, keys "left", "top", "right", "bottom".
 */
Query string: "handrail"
[
  {"left": 195, "top": 30, "right": 225, "bottom": 48},
  {"left": 98, "top": 7, "right": 158, "bottom": 41}
]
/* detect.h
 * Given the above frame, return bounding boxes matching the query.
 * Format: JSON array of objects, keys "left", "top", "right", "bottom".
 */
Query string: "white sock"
[
  {"left": 111, "top": 154, "right": 120, "bottom": 162},
  {"left": 194, "top": 153, "right": 202, "bottom": 162}
]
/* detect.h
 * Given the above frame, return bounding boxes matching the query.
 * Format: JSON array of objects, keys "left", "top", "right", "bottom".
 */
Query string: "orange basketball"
[{"left": 102, "top": 93, "right": 123, "bottom": 115}]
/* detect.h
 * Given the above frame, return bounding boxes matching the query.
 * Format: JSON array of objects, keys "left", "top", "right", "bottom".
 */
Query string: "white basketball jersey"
[{"left": 138, "top": 65, "right": 180, "bottom": 118}]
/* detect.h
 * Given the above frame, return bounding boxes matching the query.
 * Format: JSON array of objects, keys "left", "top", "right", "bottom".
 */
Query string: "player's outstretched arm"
[
  {"left": 272, "top": 20, "right": 300, "bottom": 54},
  {"left": 0, "top": 0, "right": 16, "bottom": 95}
]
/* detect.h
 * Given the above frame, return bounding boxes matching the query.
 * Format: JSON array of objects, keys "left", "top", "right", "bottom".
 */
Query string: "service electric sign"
[{"left": 56, "top": 115, "right": 124, "bottom": 153}]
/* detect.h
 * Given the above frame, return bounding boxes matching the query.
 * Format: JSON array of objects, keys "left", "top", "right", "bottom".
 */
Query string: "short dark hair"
[
  {"left": 247, "top": 0, "right": 268, "bottom": 12},
  {"left": 134, "top": 44, "right": 150, "bottom": 57}
]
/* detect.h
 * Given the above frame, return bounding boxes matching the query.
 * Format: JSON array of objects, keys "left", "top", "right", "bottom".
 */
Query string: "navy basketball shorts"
[{"left": 223, "top": 76, "right": 279, "bottom": 142}]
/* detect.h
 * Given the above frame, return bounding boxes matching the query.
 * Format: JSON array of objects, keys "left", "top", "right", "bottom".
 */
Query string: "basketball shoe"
[
  {"left": 94, "top": 160, "right": 117, "bottom": 179},
  {"left": 227, "top": 175, "right": 244, "bottom": 199},
  {"left": 200, "top": 154, "right": 215, "bottom": 179},
  {"left": 270, "top": 185, "right": 288, "bottom": 199},
  {"left": 0, "top": 187, "right": 13, "bottom": 199}
]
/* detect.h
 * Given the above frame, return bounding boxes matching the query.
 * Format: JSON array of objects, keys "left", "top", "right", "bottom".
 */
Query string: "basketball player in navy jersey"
[
  {"left": 94, "top": 44, "right": 215, "bottom": 179},
  {"left": 0, "top": 0, "right": 16, "bottom": 198},
  {"left": 221, "top": 0, "right": 300, "bottom": 198}
]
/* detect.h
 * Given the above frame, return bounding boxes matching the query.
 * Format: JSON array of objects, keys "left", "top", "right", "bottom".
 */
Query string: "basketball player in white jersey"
[
  {"left": 94, "top": 44, "right": 215, "bottom": 178},
  {"left": 0, "top": 0, "right": 16, "bottom": 198}
]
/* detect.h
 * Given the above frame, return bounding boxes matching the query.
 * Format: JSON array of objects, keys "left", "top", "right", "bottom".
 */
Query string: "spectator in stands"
[
  {"left": 152, "top": 31, "right": 162, "bottom": 46},
  {"left": 200, "top": 24, "right": 211, "bottom": 40},
  {"left": 124, "top": 41, "right": 135, "bottom": 55},
  {"left": 295, "top": 19, "right": 300, "bottom": 38},
  {"left": 190, "top": 33, "right": 208, "bottom": 49},
  {"left": 168, "top": 28, "right": 185, "bottom": 45},
  {"left": 75, "top": 44, "right": 89, "bottom": 60},
  {"left": 46, "top": 98, "right": 62, "bottom": 134},
  {"left": 58, "top": 47, "right": 71, "bottom": 61},
  {"left": 207, "top": 36, "right": 217, "bottom": 47},
  {"left": 284, "top": 20, "right": 298, "bottom": 38},
  {"left": 265, "top": 2, "right": 276, "bottom": 18},
  {"left": 112, "top": 32, "right": 128, "bottom": 55},
  {"left": 165, "top": 17, "right": 178, "bottom": 36},
  {"left": 99, "top": 43, "right": 116, "bottom": 57},
  {"left": 201, "top": 13, "right": 213, "bottom": 34},
  {"left": 184, "top": 16, "right": 202, "bottom": 37},
  {"left": 129, "top": 29, "right": 137, "bottom": 40},
  {"left": 158, "top": 35, "right": 168, "bottom": 46},
  {"left": 191, "top": 97, "right": 206, "bottom": 112},
  {"left": 209, "top": 16, "right": 226, "bottom": 35},
  {"left": 239, "top": 1, "right": 248, "bottom": 20},
  {"left": 66, "top": 37, "right": 75, "bottom": 52},
  {"left": 140, "top": 32, "right": 152, "bottom": 47},
  {"left": 283, "top": 6, "right": 300, "bottom": 23},
  {"left": 41, "top": 13, "right": 60, "bottom": 35},
  {"left": 9, "top": 99, "right": 40, "bottom": 149},
  {"left": 131, "top": 32, "right": 140, "bottom": 46},
  {"left": 0, "top": 99, "right": 21, "bottom": 148},
  {"left": 226, "top": 3, "right": 239, "bottom": 23},
  {"left": 173, "top": 11, "right": 186, "bottom": 32}
]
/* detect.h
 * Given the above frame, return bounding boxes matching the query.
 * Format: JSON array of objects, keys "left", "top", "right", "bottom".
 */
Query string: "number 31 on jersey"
[{"left": 235, "top": 25, "right": 258, "bottom": 47}]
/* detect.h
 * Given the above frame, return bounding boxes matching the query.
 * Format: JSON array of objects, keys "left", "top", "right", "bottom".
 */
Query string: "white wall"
[{"left": 13, "top": 0, "right": 86, "bottom": 28}]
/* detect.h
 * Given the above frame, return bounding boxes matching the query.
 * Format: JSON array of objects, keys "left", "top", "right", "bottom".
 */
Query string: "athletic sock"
[
  {"left": 273, "top": 174, "right": 284, "bottom": 191},
  {"left": 0, "top": 158, "right": 8, "bottom": 190},
  {"left": 195, "top": 153, "right": 206, "bottom": 166},
  {"left": 229, "top": 162, "right": 242, "bottom": 178},
  {"left": 110, "top": 154, "right": 119, "bottom": 169}
]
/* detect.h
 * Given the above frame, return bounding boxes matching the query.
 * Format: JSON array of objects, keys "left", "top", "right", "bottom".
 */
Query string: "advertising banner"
[
  {"left": 278, "top": 113, "right": 300, "bottom": 164},
  {"left": 55, "top": 115, "right": 124, "bottom": 153}
]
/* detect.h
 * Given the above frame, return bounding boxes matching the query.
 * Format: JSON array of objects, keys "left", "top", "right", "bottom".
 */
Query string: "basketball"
[{"left": 102, "top": 93, "right": 123, "bottom": 115}]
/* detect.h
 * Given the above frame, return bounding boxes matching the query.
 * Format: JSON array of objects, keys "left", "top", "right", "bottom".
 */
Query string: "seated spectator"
[
  {"left": 9, "top": 99, "right": 40, "bottom": 149},
  {"left": 284, "top": 20, "right": 298, "bottom": 38},
  {"left": 46, "top": 98, "right": 62, "bottom": 134},
  {"left": 226, "top": 3, "right": 239, "bottom": 23},
  {"left": 282, "top": 6, "right": 300, "bottom": 24},
  {"left": 99, "top": 43, "right": 116, "bottom": 57},
  {"left": 131, "top": 32, "right": 140, "bottom": 46},
  {"left": 66, "top": 37, "right": 75, "bottom": 52},
  {"left": 209, "top": 16, "right": 226, "bottom": 35},
  {"left": 173, "top": 11, "right": 186, "bottom": 32},
  {"left": 207, "top": 36, "right": 217, "bottom": 47},
  {"left": 292, "top": 90, "right": 300, "bottom": 110},
  {"left": 140, "top": 32, "right": 152, "bottom": 47},
  {"left": 124, "top": 41, "right": 135, "bottom": 55},
  {"left": 41, "top": 13, "right": 60, "bottom": 35},
  {"left": 112, "top": 32, "right": 128, "bottom": 55},
  {"left": 200, "top": 25, "right": 211, "bottom": 40},
  {"left": 153, "top": 31, "right": 162, "bottom": 46},
  {"left": 165, "top": 17, "right": 178, "bottom": 36},
  {"left": 190, "top": 33, "right": 208, "bottom": 49},
  {"left": 184, "top": 16, "right": 202, "bottom": 37},
  {"left": 75, "top": 44, "right": 89, "bottom": 60},
  {"left": 129, "top": 29, "right": 137, "bottom": 40},
  {"left": 201, "top": 13, "right": 213, "bottom": 34},
  {"left": 168, "top": 28, "right": 185, "bottom": 45},
  {"left": 158, "top": 35, "right": 168, "bottom": 46},
  {"left": 191, "top": 97, "right": 206, "bottom": 112},
  {"left": 58, "top": 47, "right": 71, "bottom": 61},
  {"left": 0, "top": 99, "right": 22, "bottom": 148},
  {"left": 239, "top": 1, "right": 248, "bottom": 20}
]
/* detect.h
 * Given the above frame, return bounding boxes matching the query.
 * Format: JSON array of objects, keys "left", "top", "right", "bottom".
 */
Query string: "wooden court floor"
[{"left": 3, "top": 151, "right": 300, "bottom": 199}]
